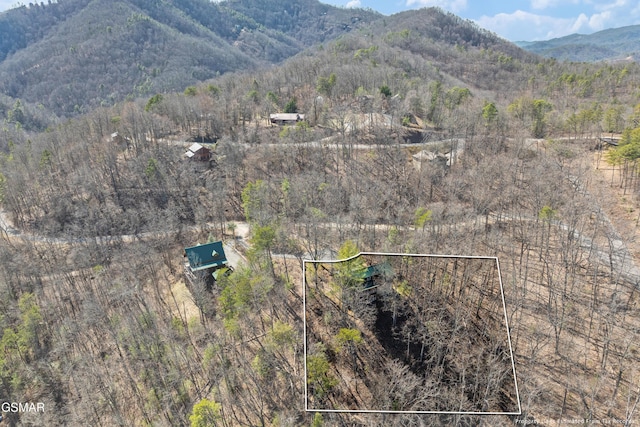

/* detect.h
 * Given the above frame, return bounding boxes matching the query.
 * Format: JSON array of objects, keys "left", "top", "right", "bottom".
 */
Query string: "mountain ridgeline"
[
  {"left": 3, "top": 2, "right": 640, "bottom": 427},
  {"left": 518, "top": 25, "right": 640, "bottom": 62},
  {"left": 0, "top": 0, "right": 532, "bottom": 123},
  {"left": 0, "top": 0, "right": 381, "bottom": 118}
]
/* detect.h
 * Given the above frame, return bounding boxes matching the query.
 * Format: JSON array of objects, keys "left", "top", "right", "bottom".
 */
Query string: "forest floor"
[
  {"left": 304, "top": 254, "right": 519, "bottom": 414},
  {"left": 591, "top": 152, "right": 640, "bottom": 274},
  {"left": 2, "top": 136, "right": 639, "bottom": 425}
]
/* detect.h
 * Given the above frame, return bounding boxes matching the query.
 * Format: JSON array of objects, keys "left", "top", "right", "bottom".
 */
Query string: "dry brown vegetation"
[
  {"left": 304, "top": 254, "right": 518, "bottom": 413},
  {"left": 1, "top": 11, "right": 640, "bottom": 426}
]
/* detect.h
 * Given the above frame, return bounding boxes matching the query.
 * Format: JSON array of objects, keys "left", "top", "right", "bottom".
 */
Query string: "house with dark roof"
[
  {"left": 360, "top": 261, "right": 394, "bottom": 289},
  {"left": 184, "top": 241, "right": 229, "bottom": 288}
]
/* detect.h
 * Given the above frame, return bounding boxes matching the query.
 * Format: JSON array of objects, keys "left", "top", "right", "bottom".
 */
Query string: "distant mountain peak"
[{"left": 519, "top": 25, "right": 640, "bottom": 62}]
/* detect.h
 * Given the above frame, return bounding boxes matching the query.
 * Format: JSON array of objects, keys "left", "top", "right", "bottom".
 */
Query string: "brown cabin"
[{"left": 185, "top": 143, "right": 211, "bottom": 161}]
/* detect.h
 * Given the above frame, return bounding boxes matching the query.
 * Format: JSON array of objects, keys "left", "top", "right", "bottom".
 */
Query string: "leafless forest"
[
  {"left": 1, "top": 15, "right": 640, "bottom": 427},
  {"left": 305, "top": 254, "right": 518, "bottom": 414}
]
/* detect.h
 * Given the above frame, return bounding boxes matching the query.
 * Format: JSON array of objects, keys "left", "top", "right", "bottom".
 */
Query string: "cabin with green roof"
[
  {"left": 184, "top": 241, "right": 229, "bottom": 288},
  {"left": 359, "top": 261, "right": 394, "bottom": 289}
]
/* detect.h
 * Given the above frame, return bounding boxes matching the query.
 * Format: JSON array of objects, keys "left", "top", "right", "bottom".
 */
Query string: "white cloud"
[
  {"left": 346, "top": 0, "right": 361, "bottom": 7},
  {"left": 530, "top": 0, "right": 580, "bottom": 11},
  {"left": 475, "top": 10, "right": 588, "bottom": 40},
  {"left": 593, "top": 0, "right": 630, "bottom": 12},
  {"left": 405, "top": 0, "right": 468, "bottom": 14},
  {"left": 475, "top": 0, "right": 640, "bottom": 41},
  {"left": 587, "top": 10, "right": 612, "bottom": 30},
  {"left": 570, "top": 13, "right": 590, "bottom": 31},
  {"left": 0, "top": 1, "right": 21, "bottom": 12},
  {"left": 586, "top": 0, "right": 640, "bottom": 28},
  {"left": 474, "top": 0, "right": 640, "bottom": 39},
  {"left": 531, "top": 0, "right": 558, "bottom": 10},
  {"left": 589, "top": 0, "right": 640, "bottom": 23}
]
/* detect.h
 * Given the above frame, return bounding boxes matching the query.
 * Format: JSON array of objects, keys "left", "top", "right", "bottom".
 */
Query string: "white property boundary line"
[{"left": 302, "top": 252, "right": 522, "bottom": 416}]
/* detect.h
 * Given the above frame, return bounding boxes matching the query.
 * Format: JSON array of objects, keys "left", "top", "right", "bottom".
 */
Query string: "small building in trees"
[
  {"left": 109, "top": 132, "right": 132, "bottom": 149},
  {"left": 185, "top": 143, "right": 211, "bottom": 161},
  {"left": 358, "top": 261, "right": 394, "bottom": 290},
  {"left": 412, "top": 150, "right": 449, "bottom": 171},
  {"left": 270, "top": 113, "right": 305, "bottom": 125},
  {"left": 598, "top": 136, "right": 619, "bottom": 147},
  {"left": 184, "top": 241, "right": 230, "bottom": 288},
  {"left": 110, "top": 132, "right": 122, "bottom": 143}
]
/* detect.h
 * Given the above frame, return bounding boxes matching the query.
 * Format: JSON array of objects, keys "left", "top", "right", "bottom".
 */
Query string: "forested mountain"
[
  {"left": 2, "top": 2, "right": 640, "bottom": 426},
  {"left": 0, "top": 0, "right": 380, "bottom": 118},
  {"left": 518, "top": 25, "right": 640, "bottom": 62}
]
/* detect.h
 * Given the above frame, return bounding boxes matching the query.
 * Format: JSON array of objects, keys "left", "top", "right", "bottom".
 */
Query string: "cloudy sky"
[
  {"left": 1, "top": 0, "right": 639, "bottom": 41},
  {"left": 323, "top": 0, "right": 640, "bottom": 41}
]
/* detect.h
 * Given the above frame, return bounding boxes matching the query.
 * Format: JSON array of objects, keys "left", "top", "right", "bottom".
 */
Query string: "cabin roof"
[
  {"left": 270, "top": 113, "right": 305, "bottom": 121},
  {"left": 185, "top": 241, "right": 228, "bottom": 271}
]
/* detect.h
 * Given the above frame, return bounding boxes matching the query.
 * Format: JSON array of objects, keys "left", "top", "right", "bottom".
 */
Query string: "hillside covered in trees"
[
  {"left": 1, "top": 3, "right": 640, "bottom": 426},
  {"left": 0, "top": 0, "right": 380, "bottom": 119}
]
